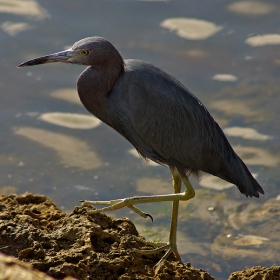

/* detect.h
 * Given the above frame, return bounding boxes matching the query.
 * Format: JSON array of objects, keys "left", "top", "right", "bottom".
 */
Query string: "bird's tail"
[
  {"left": 218, "top": 154, "right": 264, "bottom": 198},
  {"left": 236, "top": 159, "right": 264, "bottom": 197}
]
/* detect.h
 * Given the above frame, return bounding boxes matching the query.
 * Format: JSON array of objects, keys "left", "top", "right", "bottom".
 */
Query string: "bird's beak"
[{"left": 17, "top": 49, "right": 73, "bottom": 68}]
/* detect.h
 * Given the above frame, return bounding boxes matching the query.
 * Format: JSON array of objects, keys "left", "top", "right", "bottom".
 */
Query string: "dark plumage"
[
  {"left": 18, "top": 36, "right": 264, "bottom": 264},
  {"left": 69, "top": 37, "right": 263, "bottom": 198}
]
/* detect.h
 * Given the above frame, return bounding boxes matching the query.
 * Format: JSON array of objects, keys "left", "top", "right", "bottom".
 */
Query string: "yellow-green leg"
[
  {"left": 81, "top": 169, "right": 195, "bottom": 265},
  {"left": 129, "top": 170, "right": 194, "bottom": 266},
  {"left": 165, "top": 172, "right": 183, "bottom": 262}
]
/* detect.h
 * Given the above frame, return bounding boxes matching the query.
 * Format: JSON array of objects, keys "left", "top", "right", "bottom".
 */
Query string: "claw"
[{"left": 146, "top": 213, "right": 153, "bottom": 222}]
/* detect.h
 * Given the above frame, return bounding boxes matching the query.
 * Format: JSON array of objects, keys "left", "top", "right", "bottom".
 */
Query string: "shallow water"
[{"left": 1, "top": 0, "right": 280, "bottom": 278}]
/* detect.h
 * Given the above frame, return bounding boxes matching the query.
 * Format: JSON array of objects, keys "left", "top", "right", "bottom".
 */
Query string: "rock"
[
  {"left": 228, "top": 266, "right": 280, "bottom": 280},
  {"left": 0, "top": 253, "right": 76, "bottom": 280},
  {"left": 0, "top": 192, "right": 216, "bottom": 280}
]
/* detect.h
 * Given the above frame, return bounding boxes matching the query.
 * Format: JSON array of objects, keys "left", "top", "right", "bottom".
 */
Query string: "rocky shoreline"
[{"left": 0, "top": 193, "right": 279, "bottom": 280}]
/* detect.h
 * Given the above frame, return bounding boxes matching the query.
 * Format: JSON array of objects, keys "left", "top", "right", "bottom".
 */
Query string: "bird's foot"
[
  {"left": 80, "top": 198, "right": 153, "bottom": 221},
  {"left": 127, "top": 235, "right": 182, "bottom": 267},
  {"left": 80, "top": 190, "right": 194, "bottom": 221}
]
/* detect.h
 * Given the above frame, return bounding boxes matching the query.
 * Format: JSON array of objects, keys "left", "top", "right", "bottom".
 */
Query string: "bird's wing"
[
  {"left": 113, "top": 60, "right": 233, "bottom": 175},
  {"left": 108, "top": 60, "right": 264, "bottom": 197}
]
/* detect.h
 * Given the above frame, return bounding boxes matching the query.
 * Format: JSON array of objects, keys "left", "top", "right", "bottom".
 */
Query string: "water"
[{"left": 1, "top": 1, "right": 280, "bottom": 278}]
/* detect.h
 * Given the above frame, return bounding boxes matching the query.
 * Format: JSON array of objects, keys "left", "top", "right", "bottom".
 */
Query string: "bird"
[{"left": 18, "top": 36, "right": 264, "bottom": 266}]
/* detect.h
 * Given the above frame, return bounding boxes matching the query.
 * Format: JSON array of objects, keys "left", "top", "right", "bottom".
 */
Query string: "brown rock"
[
  {"left": 228, "top": 266, "right": 280, "bottom": 280},
  {"left": 0, "top": 192, "right": 215, "bottom": 280}
]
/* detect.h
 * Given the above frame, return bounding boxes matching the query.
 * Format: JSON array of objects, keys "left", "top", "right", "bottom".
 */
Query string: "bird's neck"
[{"left": 77, "top": 62, "right": 124, "bottom": 117}]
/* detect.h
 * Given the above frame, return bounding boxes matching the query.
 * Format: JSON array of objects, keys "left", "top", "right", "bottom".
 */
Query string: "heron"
[{"left": 18, "top": 37, "right": 264, "bottom": 266}]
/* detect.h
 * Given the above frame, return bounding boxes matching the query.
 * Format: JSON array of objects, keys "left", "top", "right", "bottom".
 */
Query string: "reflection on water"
[
  {"left": 211, "top": 99, "right": 261, "bottom": 118},
  {"left": 1, "top": 21, "right": 33, "bottom": 36},
  {"left": 212, "top": 74, "right": 238, "bottom": 82},
  {"left": 50, "top": 88, "right": 82, "bottom": 105},
  {"left": 246, "top": 34, "right": 280, "bottom": 47},
  {"left": 39, "top": 112, "right": 101, "bottom": 129},
  {"left": 212, "top": 197, "right": 280, "bottom": 271},
  {"left": 199, "top": 176, "right": 234, "bottom": 191},
  {"left": 0, "top": 0, "right": 49, "bottom": 19},
  {"left": 234, "top": 146, "right": 279, "bottom": 167},
  {"left": 1, "top": 0, "right": 280, "bottom": 278},
  {"left": 233, "top": 235, "right": 269, "bottom": 246},
  {"left": 14, "top": 127, "right": 102, "bottom": 170},
  {"left": 160, "top": 18, "right": 222, "bottom": 40},
  {"left": 227, "top": 1, "right": 274, "bottom": 16},
  {"left": 224, "top": 127, "right": 272, "bottom": 141}
]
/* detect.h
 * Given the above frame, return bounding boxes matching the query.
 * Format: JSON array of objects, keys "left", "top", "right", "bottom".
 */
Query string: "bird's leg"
[
  {"left": 125, "top": 172, "right": 182, "bottom": 251},
  {"left": 81, "top": 170, "right": 195, "bottom": 265},
  {"left": 80, "top": 173, "right": 195, "bottom": 216},
  {"left": 130, "top": 171, "right": 188, "bottom": 266},
  {"left": 165, "top": 172, "right": 183, "bottom": 261}
]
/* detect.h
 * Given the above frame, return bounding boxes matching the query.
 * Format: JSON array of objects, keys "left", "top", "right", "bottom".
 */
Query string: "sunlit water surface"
[{"left": 1, "top": 1, "right": 280, "bottom": 279}]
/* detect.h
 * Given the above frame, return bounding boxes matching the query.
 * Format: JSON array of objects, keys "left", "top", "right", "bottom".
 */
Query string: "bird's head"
[{"left": 18, "top": 37, "right": 124, "bottom": 69}]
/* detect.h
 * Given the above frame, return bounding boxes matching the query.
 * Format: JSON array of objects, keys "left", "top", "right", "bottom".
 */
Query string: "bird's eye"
[{"left": 80, "top": 50, "right": 89, "bottom": 56}]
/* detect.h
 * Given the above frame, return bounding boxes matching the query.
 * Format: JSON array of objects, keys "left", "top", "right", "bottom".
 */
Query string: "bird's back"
[{"left": 106, "top": 59, "right": 264, "bottom": 198}]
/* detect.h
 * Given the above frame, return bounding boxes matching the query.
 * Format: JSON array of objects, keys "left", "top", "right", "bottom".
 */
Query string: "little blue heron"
[{"left": 18, "top": 37, "right": 264, "bottom": 266}]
